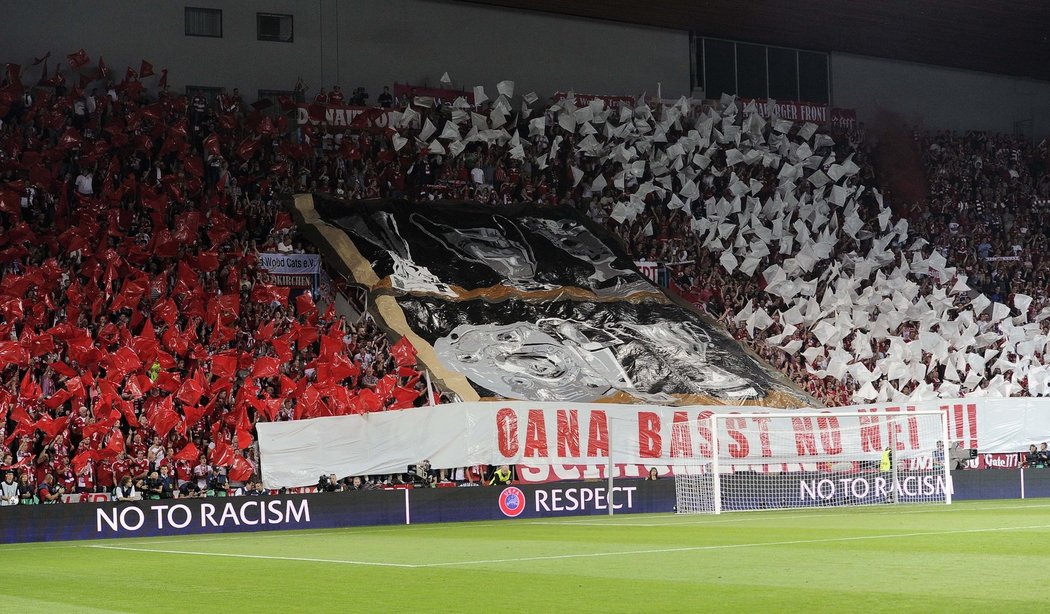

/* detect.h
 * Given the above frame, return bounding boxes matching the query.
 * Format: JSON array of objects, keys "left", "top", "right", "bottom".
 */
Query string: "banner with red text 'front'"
[{"left": 256, "top": 398, "right": 1048, "bottom": 488}]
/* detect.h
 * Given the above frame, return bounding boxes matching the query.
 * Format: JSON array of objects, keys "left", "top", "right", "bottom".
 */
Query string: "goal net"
[{"left": 673, "top": 411, "right": 950, "bottom": 514}]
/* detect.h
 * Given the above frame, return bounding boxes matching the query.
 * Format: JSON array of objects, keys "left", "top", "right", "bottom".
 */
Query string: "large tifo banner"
[
  {"left": 258, "top": 398, "right": 1041, "bottom": 489},
  {"left": 303, "top": 196, "right": 805, "bottom": 407}
]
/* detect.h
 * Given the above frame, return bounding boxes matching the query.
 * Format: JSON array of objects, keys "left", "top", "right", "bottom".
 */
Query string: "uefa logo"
[{"left": 498, "top": 486, "right": 527, "bottom": 517}]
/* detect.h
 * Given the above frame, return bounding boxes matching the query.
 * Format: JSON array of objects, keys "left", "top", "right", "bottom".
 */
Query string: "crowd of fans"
[
  {"left": 5, "top": 47, "right": 1050, "bottom": 503},
  {"left": 0, "top": 60, "right": 440, "bottom": 503}
]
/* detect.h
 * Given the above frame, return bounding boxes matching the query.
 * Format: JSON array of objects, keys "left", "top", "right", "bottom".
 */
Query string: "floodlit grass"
[{"left": 4, "top": 499, "right": 1050, "bottom": 612}]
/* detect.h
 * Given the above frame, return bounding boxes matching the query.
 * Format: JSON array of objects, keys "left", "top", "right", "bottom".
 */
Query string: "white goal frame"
[{"left": 673, "top": 411, "right": 952, "bottom": 514}]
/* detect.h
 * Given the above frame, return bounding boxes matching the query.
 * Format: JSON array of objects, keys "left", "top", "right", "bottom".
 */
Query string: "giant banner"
[
  {"left": 300, "top": 195, "right": 805, "bottom": 407},
  {"left": 258, "top": 398, "right": 1047, "bottom": 489}
]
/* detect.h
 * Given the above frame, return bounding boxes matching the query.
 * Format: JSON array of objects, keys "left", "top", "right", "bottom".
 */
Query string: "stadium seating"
[{"left": 3, "top": 48, "right": 1048, "bottom": 498}]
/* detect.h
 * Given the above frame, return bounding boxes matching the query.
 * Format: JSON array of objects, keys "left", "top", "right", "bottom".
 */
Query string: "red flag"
[
  {"left": 358, "top": 388, "right": 385, "bottom": 412},
  {"left": 67, "top": 49, "right": 90, "bottom": 70},
  {"left": 176, "top": 373, "right": 205, "bottom": 407},
  {"left": 235, "top": 420, "right": 254, "bottom": 450},
  {"left": 18, "top": 371, "right": 41, "bottom": 401},
  {"left": 236, "top": 138, "right": 261, "bottom": 160},
  {"left": 295, "top": 292, "right": 317, "bottom": 316},
  {"left": 100, "top": 429, "right": 125, "bottom": 459},
  {"left": 36, "top": 414, "right": 71, "bottom": 444},
  {"left": 251, "top": 356, "right": 281, "bottom": 379},
  {"left": 392, "top": 385, "right": 422, "bottom": 409},
  {"left": 124, "top": 66, "right": 137, "bottom": 82},
  {"left": 209, "top": 352, "right": 241, "bottom": 380},
  {"left": 139, "top": 60, "right": 154, "bottom": 78},
  {"left": 203, "top": 133, "right": 221, "bottom": 157},
  {"left": 158, "top": 69, "right": 168, "bottom": 88},
  {"left": 173, "top": 442, "right": 199, "bottom": 462},
  {"left": 32, "top": 52, "right": 50, "bottom": 66},
  {"left": 228, "top": 455, "right": 254, "bottom": 482},
  {"left": 72, "top": 450, "right": 96, "bottom": 475},
  {"left": 96, "top": 55, "right": 109, "bottom": 79},
  {"left": 147, "top": 396, "right": 180, "bottom": 438},
  {"left": 390, "top": 337, "right": 418, "bottom": 367},
  {"left": 209, "top": 440, "right": 234, "bottom": 466}
]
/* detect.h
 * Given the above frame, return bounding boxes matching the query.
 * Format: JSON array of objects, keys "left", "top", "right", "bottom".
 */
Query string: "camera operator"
[
  {"left": 37, "top": 474, "right": 64, "bottom": 504},
  {"left": 318, "top": 473, "right": 342, "bottom": 493}
]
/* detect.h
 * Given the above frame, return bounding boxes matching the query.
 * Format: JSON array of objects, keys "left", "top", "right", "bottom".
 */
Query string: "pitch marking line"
[
  {"left": 85, "top": 523, "right": 1050, "bottom": 568},
  {"left": 86, "top": 545, "right": 417, "bottom": 567},
  {"left": 531, "top": 502, "right": 1050, "bottom": 527}
]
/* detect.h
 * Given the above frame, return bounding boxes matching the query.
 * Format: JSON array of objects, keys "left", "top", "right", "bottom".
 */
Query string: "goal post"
[{"left": 673, "top": 411, "right": 951, "bottom": 514}]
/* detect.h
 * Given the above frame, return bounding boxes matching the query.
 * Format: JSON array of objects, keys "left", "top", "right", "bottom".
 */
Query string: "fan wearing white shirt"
[{"left": 75, "top": 170, "right": 94, "bottom": 196}]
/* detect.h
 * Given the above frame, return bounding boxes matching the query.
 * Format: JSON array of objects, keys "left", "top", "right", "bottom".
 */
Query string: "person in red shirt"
[
  {"left": 75, "top": 461, "right": 94, "bottom": 493},
  {"left": 175, "top": 455, "right": 194, "bottom": 488},
  {"left": 129, "top": 450, "right": 150, "bottom": 480},
  {"left": 313, "top": 88, "right": 328, "bottom": 104},
  {"left": 328, "top": 85, "right": 345, "bottom": 104},
  {"left": 96, "top": 457, "right": 116, "bottom": 494},
  {"left": 111, "top": 453, "right": 130, "bottom": 486}
]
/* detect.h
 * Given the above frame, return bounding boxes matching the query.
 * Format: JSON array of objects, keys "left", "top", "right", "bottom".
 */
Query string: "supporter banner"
[
  {"left": 0, "top": 481, "right": 674, "bottom": 543},
  {"left": 306, "top": 196, "right": 799, "bottom": 406},
  {"left": 393, "top": 82, "right": 473, "bottom": 105},
  {"left": 635, "top": 260, "right": 659, "bottom": 283},
  {"left": 739, "top": 98, "right": 857, "bottom": 130},
  {"left": 296, "top": 104, "right": 412, "bottom": 131},
  {"left": 258, "top": 253, "right": 321, "bottom": 275},
  {"left": 552, "top": 91, "right": 635, "bottom": 109},
  {"left": 258, "top": 252, "right": 320, "bottom": 289},
  {"left": 259, "top": 398, "right": 1050, "bottom": 488},
  {"left": 966, "top": 452, "right": 1023, "bottom": 470}
]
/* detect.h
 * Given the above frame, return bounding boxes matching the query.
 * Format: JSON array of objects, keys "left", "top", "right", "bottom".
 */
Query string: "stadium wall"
[
  {"left": 831, "top": 52, "right": 1050, "bottom": 140},
  {"left": 0, "top": 0, "right": 690, "bottom": 102},
  {"left": 3, "top": 472, "right": 1049, "bottom": 544}
]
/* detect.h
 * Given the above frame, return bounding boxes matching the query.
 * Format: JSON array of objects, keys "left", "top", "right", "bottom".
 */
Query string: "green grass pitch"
[{"left": 3, "top": 499, "right": 1050, "bottom": 612}]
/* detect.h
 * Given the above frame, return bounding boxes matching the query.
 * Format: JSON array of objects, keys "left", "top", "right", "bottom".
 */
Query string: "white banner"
[
  {"left": 257, "top": 398, "right": 1047, "bottom": 488},
  {"left": 258, "top": 253, "right": 321, "bottom": 275}
]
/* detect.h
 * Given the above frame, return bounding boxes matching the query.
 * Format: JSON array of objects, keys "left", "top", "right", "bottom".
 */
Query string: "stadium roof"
[{"left": 465, "top": 0, "right": 1050, "bottom": 82}]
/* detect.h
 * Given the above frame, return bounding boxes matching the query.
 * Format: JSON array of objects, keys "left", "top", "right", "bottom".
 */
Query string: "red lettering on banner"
[
  {"left": 817, "top": 415, "right": 842, "bottom": 455},
  {"left": 952, "top": 404, "right": 964, "bottom": 441},
  {"left": 859, "top": 410, "right": 882, "bottom": 451},
  {"left": 586, "top": 411, "right": 609, "bottom": 457},
  {"left": 967, "top": 403, "right": 978, "bottom": 448},
  {"left": 696, "top": 410, "right": 714, "bottom": 457},
  {"left": 752, "top": 416, "right": 772, "bottom": 457},
  {"left": 791, "top": 417, "right": 818, "bottom": 456},
  {"left": 725, "top": 416, "right": 749, "bottom": 458},
  {"left": 905, "top": 406, "right": 920, "bottom": 449},
  {"left": 496, "top": 408, "right": 518, "bottom": 457},
  {"left": 556, "top": 410, "right": 580, "bottom": 458},
  {"left": 524, "top": 410, "right": 548, "bottom": 458},
  {"left": 637, "top": 412, "right": 661, "bottom": 458},
  {"left": 669, "top": 411, "right": 693, "bottom": 458}
]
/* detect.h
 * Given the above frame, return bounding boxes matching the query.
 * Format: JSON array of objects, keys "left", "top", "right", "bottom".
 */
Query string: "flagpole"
[{"left": 425, "top": 369, "right": 436, "bottom": 406}]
